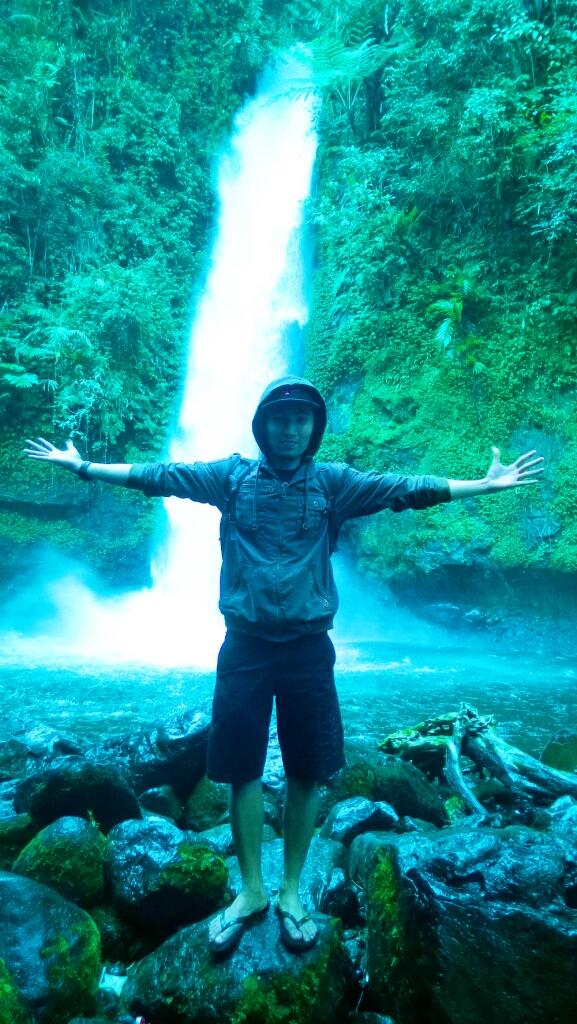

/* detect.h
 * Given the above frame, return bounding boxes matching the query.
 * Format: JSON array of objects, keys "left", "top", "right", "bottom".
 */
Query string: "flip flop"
[
  {"left": 208, "top": 901, "right": 269, "bottom": 957},
  {"left": 275, "top": 904, "right": 319, "bottom": 952}
]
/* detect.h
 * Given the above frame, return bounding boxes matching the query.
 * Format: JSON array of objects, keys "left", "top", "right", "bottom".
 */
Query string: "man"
[{"left": 24, "top": 375, "right": 543, "bottom": 955}]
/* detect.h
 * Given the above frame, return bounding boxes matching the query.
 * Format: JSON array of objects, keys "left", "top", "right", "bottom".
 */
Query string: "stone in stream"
[
  {"left": 13, "top": 815, "right": 106, "bottom": 907},
  {"left": 181, "top": 773, "right": 230, "bottom": 830},
  {"left": 0, "top": 871, "right": 101, "bottom": 1024},
  {"left": 105, "top": 817, "right": 228, "bottom": 932},
  {"left": 93, "top": 708, "right": 210, "bottom": 799},
  {"left": 328, "top": 740, "right": 449, "bottom": 827},
  {"left": 350, "top": 824, "right": 577, "bottom": 1024},
  {"left": 120, "top": 908, "right": 349, "bottom": 1024},
  {"left": 13, "top": 756, "right": 141, "bottom": 831},
  {"left": 138, "top": 782, "right": 183, "bottom": 822},
  {"left": 541, "top": 729, "right": 577, "bottom": 773},
  {"left": 320, "top": 796, "right": 400, "bottom": 845}
]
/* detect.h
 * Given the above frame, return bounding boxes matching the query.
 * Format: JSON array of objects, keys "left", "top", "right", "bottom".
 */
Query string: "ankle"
[{"left": 278, "top": 881, "right": 299, "bottom": 901}]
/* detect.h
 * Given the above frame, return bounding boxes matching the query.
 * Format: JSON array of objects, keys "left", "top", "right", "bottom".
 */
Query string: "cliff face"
[{"left": 2, "top": 0, "right": 576, "bottom": 618}]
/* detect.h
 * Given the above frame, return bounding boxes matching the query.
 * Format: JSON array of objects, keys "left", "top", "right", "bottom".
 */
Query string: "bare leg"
[
  {"left": 208, "top": 778, "right": 268, "bottom": 947},
  {"left": 277, "top": 776, "right": 319, "bottom": 944}
]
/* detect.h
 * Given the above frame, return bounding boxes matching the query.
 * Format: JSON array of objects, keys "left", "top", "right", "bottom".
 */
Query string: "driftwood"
[{"left": 380, "top": 706, "right": 577, "bottom": 818}]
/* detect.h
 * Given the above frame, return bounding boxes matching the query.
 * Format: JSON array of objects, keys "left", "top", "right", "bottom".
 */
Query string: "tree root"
[{"left": 380, "top": 705, "right": 577, "bottom": 817}]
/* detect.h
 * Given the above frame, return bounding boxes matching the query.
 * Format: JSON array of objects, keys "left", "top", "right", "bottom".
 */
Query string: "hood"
[{"left": 252, "top": 376, "right": 327, "bottom": 459}]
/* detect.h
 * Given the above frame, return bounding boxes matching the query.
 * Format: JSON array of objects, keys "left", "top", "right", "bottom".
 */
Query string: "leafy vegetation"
[{"left": 306, "top": 0, "right": 577, "bottom": 594}]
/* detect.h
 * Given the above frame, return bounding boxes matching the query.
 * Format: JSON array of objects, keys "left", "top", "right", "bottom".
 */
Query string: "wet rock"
[
  {"left": 0, "top": 955, "right": 32, "bottom": 1024},
  {"left": 181, "top": 774, "right": 229, "bottom": 830},
  {"left": 0, "top": 871, "right": 100, "bottom": 1024},
  {"left": 350, "top": 825, "right": 577, "bottom": 1024},
  {"left": 138, "top": 784, "right": 182, "bottom": 822},
  {"left": 0, "top": 808, "right": 37, "bottom": 870},
  {"left": 106, "top": 817, "right": 228, "bottom": 932},
  {"left": 13, "top": 757, "right": 141, "bottom": 831},
  {"left": 541, "top": 730, "right": 577, "bottom": 772},
  {"left": 120, "top": 909, "right": 348, "bottom": 1024},
  {"left": 0, "top": 726, "right": 86, "bottom": 780},
  {"left": 93, "top": 709, "right": 210, "bottom": 799},
  {"left": 320, "top": 797, "right": 400, "bottom": 846},
  {"left": 13, "top": 816, "right": 106, "bottom": 907},
  {"left": 330, "top": 743, "right": 448, "bottom": 827},
  {"left": 197, "top": 821, "right": 277, "bottom": 858}
]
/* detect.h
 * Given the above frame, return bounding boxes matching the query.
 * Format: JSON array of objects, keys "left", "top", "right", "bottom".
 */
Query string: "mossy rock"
[
  {"left": 13, "top": 816, "right": 106, "bottom": 907},
  {"left": 121, "top": 910, "right": 348, "bottom": 1023},
  {"left": 0, "top": 871, "right": 101, "bottom": 1024},
  {"left": 0, "top": 812, "right": 38, "bottom": 870},
  {"left": 330, "top": 742, "right": 448, "bottom": 827},
  {"left": 106, "top": 817, "right": 228, "bottom": 931},
  {"left": 182, "top": 775, "right": 229, "bottom": 831},
  {"left": 0, "top": 956, "right": 32, "bottom": 1024}
]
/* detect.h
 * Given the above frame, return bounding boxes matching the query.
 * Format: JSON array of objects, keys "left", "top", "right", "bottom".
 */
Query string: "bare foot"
[{"left": 208, "top": 889, "right": 268, "bottom": 950}]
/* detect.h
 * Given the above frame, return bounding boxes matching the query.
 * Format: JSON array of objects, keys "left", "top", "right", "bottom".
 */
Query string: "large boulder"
[
  {"left": 13, "top": 816, "right": 106, "bottom": 907},
  {"left": 120, "top": 909, "right": 348, "bottom": 1024},
  {"left": 13, "top": 757, "right": 141, "bottom": 831},
  {"left": 105, "top": 817, "right": 228, "bottom": 932},
  {"left": 350, "top": 824, "right": 577, "bottom": 1024},
  {"left": 0, "top": 871, "right": 100, "bottom": 1024}
]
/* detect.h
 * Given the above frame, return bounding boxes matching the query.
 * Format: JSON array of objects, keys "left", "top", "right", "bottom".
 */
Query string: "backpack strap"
[
  {"left": 316, "top": 463, "right": 343, "bottom": 554},
  {"left": 220, "top": 455, "right": 253, "bottom": 549}
]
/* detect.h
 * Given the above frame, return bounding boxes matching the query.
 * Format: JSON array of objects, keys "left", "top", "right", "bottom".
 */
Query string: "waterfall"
[{"left": 4, "top": 57, "right": 318, "bottom": 668}]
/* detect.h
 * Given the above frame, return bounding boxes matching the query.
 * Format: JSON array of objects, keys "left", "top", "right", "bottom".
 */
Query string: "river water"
[{"left": 1, "top": 637, "right": 574, "bottom": 759}]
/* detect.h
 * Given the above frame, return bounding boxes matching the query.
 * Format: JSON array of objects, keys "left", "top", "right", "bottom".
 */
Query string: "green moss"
[
  {"left": 0, "top": 814, "right": 37, "bottom": 870},
  {"left": 0, "top": 957, "right": 32, "bottom": 1024},
  {"left": 41, "top": 920, "right": 101, "bottom": 1021},
  {"left": 367, "top": 848, "right": 434, "bottom": 1020},
  {"left": 14, "top": 821, "right": 106, "bottom": 906},
  {"left": 230, "top": 920, "right": 343, "bottom": 1024},
  {"left": 157, "top": 842, "right": 228, "bottom": 900}
]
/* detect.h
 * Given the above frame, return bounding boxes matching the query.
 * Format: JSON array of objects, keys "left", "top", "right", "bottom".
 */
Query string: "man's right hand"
[{"left": 24, "top": 437, "right": 83, "bottom": 474}]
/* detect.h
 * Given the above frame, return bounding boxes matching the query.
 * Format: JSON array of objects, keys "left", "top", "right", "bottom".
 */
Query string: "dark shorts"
[{"left": 207, "top": 630, "right": 344, "bottom": 785}]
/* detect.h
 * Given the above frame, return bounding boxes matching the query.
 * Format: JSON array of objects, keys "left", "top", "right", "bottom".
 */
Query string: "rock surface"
[
  {"left": 121, "top": 908, "right": 349, "bottom": 1024},
  {"left": 14, "top": 757, "right": 141, "bottom": 831},
  {"left": 350, "top": 823, "right": 577, "bottom": 1024},
  {"left": 0, "top": 871, "right": 100, "bottom": 1024},
  {"left": 106, "top": 816, "right": 228, "bottom": 931},
  {"left": 13, "top": 816, "right": 106, "bottom": 906}
]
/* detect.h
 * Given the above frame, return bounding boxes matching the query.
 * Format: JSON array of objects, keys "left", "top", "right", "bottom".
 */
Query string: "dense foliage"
[
  {"left": 305, "top": 0, "right": 577, "bottom": 596},
  {"left": 1, "top": 0, "right": 576, "bottom": 604}
]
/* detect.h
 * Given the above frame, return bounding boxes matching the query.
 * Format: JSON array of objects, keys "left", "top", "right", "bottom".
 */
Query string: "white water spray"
[{"left": 5, "top": 58, "right": 318, "bottom": 668}]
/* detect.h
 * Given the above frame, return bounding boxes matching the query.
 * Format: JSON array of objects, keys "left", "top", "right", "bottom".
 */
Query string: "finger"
[
  {"left": 36, "top": 437, "right": 55, "bottom": 450},
  {"left": 514, "top": 450, "right": 538, "bottom": 465},
  {"left": 517, "top": 456, "right": 544, "bottom": 470},
  {"left": 490, "top": 446, "right": 501, "bottom": 465}
]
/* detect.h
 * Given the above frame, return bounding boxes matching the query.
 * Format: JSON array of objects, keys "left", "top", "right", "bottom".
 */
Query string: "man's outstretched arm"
[
  {"left": 448, "top": 447, "right": 544, "bottom": 499},
  {"left": 23, "top": 438, "right": 132, "bottom": 485}
]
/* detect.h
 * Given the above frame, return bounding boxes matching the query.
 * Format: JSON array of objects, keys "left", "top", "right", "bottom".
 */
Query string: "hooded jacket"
[{"left": 127, "top": 376, "right": 451, "bottom": 640}]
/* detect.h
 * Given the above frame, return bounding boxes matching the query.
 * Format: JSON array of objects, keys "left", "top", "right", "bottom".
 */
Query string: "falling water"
[{"left": 4, "top": 56, "right": 318, "bottom": 668}]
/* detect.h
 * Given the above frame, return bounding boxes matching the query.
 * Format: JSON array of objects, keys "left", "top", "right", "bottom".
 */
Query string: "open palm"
[{"left": 486, "top": 447, "right": 544, "bottom": 490}]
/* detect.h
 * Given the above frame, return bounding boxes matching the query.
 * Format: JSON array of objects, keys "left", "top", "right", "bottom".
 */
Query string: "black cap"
[{"left": 260, "top": 384, "right": 321, "bottom": 413}]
